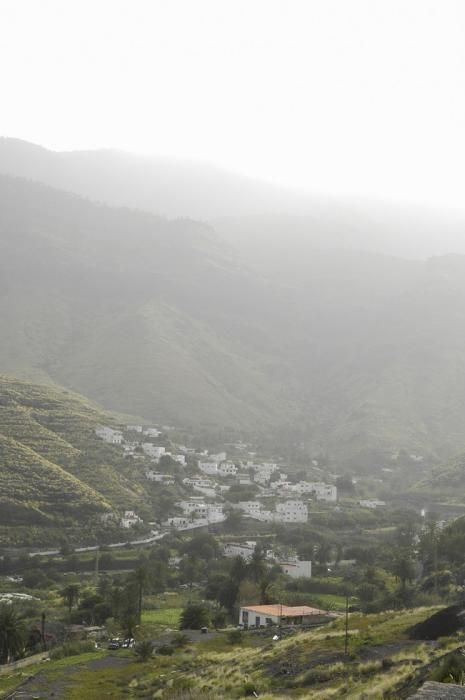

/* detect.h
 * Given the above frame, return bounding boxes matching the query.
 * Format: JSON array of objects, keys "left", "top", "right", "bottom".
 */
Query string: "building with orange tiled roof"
[{"left": 239, "top": 604, "right": 329, "bottom": 628}]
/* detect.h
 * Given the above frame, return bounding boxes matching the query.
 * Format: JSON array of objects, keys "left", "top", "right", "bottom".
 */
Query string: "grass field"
[
  {"left": 308, "top": 593, "right": 348, "bottom": 609},
  {"left": 141, "top": 607, "right": 182, "bottom": 627}
]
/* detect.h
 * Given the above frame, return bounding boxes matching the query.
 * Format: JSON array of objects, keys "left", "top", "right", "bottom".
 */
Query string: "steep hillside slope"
[
  {"left": 0, "top": 175, "right": 294, "bottom": 429},
  {"left": 0, "top": 376, "right": 143, "bottom": 529},
  {"left": 3, "top": 175, "right": 465, "bottom": 465}
]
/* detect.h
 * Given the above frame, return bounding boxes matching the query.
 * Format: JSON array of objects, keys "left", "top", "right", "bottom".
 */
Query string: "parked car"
[
  {"left": 200, "top": 627, "right": 208, "bottom": 634},
  {"left": 121, "top": 638, "right": 135, "bottom": 648},
  {"left": 107, "top": 639, "right": 121, "bottom": 650}
]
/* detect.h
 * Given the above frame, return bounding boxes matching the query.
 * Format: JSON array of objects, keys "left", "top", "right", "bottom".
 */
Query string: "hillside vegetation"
[{"left": 0, "top": 376, "right": 143, "bottom": 532}]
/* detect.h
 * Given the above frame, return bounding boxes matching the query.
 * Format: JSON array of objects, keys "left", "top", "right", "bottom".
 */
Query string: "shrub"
[
  {"left": 242, "top": 682, "right": 258, "bottom": 696},
  {"left": 49, "top": 640, "right": 96, "bottom": 660},
  {"left": 227, "top": 629, "right": 243, "bottom": 645},
  {"left": 179, "top": 603, "right": 210, "bottom": 630},
  {"left": 134, "top": 640, "right": 153, "bottom": 661},
  {"left": 157, "top": 644, "right": 174, "bottom": 655},
  {"left": 171, "top": 632, "right": 190, "bottom": 648}
]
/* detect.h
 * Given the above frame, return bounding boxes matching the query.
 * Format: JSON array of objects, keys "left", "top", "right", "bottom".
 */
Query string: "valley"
[{"left": 3, "top": 140, "right": 465, "bottom": 697}]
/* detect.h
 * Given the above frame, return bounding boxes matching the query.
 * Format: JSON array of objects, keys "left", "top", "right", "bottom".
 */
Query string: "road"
[{"left": 27, "top": 530, "right": 167, "bottom": 558}]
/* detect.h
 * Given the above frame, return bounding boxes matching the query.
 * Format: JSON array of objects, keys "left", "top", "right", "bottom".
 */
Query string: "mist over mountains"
[
  {"left": 2, "top": 138, "right": 465, "bottom": 259},
  {"left": 2, "top": 138, "right": 465, "bottom": 466}
]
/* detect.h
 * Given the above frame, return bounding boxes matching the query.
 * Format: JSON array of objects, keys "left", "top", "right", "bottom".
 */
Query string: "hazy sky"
[{"left": 1, "top": 0, "right": 465, "bottom": 208}]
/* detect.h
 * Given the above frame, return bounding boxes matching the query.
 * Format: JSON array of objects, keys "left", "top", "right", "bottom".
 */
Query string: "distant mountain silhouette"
[{"left": 2, "top": 137, "right": 465, "bottom": 259}]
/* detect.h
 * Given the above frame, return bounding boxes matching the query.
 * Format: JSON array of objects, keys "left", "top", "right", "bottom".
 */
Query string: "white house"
[
  {"left": 218, "top": 461, "right": 238, "bottom": 477},
  {"left": 275, "top": 500, "right": 308, "bottom": 523},
  {"left": 293, "top": 482, "right": 337, "bottom": 502},
  {"left": 279, "top": 559, "right": 312, "bottom": 579},
  {"left": 239, "top": 604, "right": 327, "bottom": 628},
  {"left": 223, "top": 541, "right": 257, "bottom": 561},
  {"left": 164, "top": 516, "right": 212, "bottom": 531},
  {"left": 183, "top": 477, "right": 214, "bottom": 489},
  {"left": 237, "top": 501, "right": 262, "bottom": 516},
  {"left": 145, "top": 471, "right": 175, "bottom": 484},
  {"left": 198, "top": 461, "right": 219, "bottom": 475},
  {"left": 164, "top": 516, "right": 192, "bottom": 530},
  {"left": 143, "top": 427, "right": 161, "bottom": 438},
  {"left": 177, "top": 498, "right": 206, "bottom": 515},
  {"left": 270, "top": 479, "right": 293, "bottom": 491},
  {"left": 142, "top": 444, "right": 166, "bottom": 459},
  {"left": 126, "top": 424, "right": 143, "bottom": 433},
  {"left": 256, "top": 509, "right": 275, "bottom": 522},
  {"left": 120, "top": 510, "right": 143, "bottom": 528},
  {"left": 359, "top": 499, "right": 386, "bottom": 509},
  {"left": 95, "top": 426, "right": 123, "bottom": 444},
  {"left": 172, "top": 454, "right": 186, "bottom": 466},
  {"left": 210, "top": 452, "right": 227, "bottom": 463}
]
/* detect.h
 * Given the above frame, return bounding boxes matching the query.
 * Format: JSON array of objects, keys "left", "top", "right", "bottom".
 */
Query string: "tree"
[
  {"left": 179, "top": 604, "right": 210, "bottom": 630},
  {"left": 134, "top": 640, "right": 153, "bottom": 662},
  {"left": 61, "top": 584, "right": 80, "bottom": 614},
  {"left": 224, "top": 509, "right": 244, "bottom": 533},
  {"left": 179, "top": 556, "right": 203, "bottom": 588},
  {"left": 211, "top": 608, "right": 227, "bottom": 629},
  {"left": 248, "top": 545, "right": 267, "bottom": 583},
  {"left": 392, "top": 555, "right": 416, "bottom": 590},
  {"left": 130, "top": 566, "right": 148, "bottom": 622},
  {"left": 230, "top": 556, "right": 247, "bottom": 584},
  {"left": 0, "top": 605, "right": 25, "bottom": 664}
]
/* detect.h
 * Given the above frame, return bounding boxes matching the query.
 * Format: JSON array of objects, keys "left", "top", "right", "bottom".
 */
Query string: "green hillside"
[
  {"left": 0, "top": 376, "right": 144, "bottom": 533},
  {"left": 4, "top": 174, "right": 465, "bottom": 466},
  {"left": 412, "top": 452, "right": 465, "bottom": 499}
]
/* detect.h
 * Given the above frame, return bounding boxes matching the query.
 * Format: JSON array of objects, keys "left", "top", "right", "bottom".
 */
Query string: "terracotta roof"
[{"left": 240, "top": 604, "right": 325, "bottom": 616}]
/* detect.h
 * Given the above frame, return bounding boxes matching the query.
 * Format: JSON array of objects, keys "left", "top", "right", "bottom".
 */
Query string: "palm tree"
[
  {"left": 0, "top": 605, "right": 25, "bottom": 664},
  {"left": 131, "top": 566, "right": 148, "bottom": 622},
  {"left": 61, "top": 584, "right": 80, "bottom": 615}
]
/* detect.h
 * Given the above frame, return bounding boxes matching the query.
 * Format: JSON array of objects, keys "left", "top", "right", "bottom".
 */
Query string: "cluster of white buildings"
[
  {"left": 235, "top": 499, "right": 309, "bottom": 523},
  {"left": 175, "top": 497, "right": 225, "bottom": 524},
  {"left": 95, "top": 425, "right": 186, "bottom": 465},
  {"left": 95, "top": 425, "right": 338, "bottom": 533}
]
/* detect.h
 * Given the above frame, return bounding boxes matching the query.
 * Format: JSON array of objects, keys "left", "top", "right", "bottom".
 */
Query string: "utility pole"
[
  {"left": 344, "top": 594, "right": 349, "bottom": 655},
  {"left": 41, "top": 612, "right": 46, "bottom": 651}
]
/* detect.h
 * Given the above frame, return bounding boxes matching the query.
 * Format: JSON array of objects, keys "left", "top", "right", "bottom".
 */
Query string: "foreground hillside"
[
  {"left": 2, "top": 606, "right": 463, "bottom": 699},
  {"left": 0, "top": 376, "right": 144, "bottom": 537}
]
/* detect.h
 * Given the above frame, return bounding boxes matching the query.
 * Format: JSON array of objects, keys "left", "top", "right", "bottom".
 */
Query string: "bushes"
[
  {"left": 179, "top": 604, "right": 210, "bottom": 630},
  {"left": 49, "top": 640, "right": 96, "bottom": 660},
  {"left": 157, "top": 644, "right": 174, "bottom": 655},
  {"left": 287, "top": 577, "right": 349, "bottom": 596},
  {"left": 134, "top": 640, "right": 153, "bottom": 661},
  {"left": 227, "top": 629, "right": 243, "bottom": 645}
]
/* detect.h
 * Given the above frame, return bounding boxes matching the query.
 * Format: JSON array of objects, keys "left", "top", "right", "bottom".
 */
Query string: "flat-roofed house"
[{"left": 238, "top": 604, "right": 328, "bottom": 628}]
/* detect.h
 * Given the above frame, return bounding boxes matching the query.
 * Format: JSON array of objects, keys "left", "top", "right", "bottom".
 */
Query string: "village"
[
  {"left": 95, "top": 424, "right": 337, "bottom": 529},
  {"left": 94, "top": 423, "right": 343, "bottom": 577}
]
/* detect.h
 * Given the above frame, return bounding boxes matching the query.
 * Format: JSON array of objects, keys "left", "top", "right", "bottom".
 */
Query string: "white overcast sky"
[{"left": 1, "top": 0, "right": 465, "bottom": 209}]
